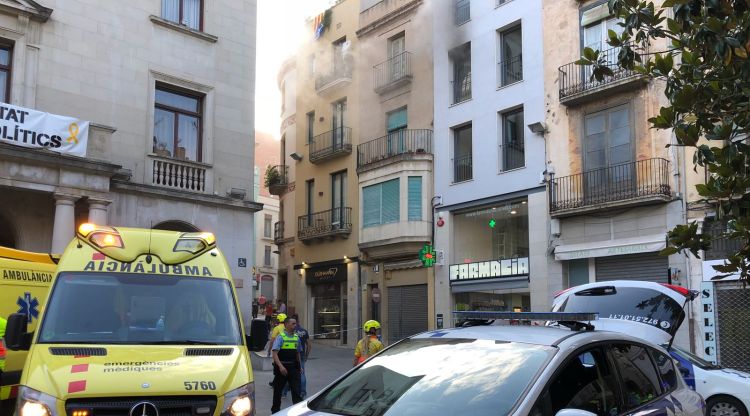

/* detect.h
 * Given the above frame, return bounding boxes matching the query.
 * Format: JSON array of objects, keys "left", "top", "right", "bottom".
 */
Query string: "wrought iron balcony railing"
[
  {"left": 298, "top": 207, "right": 352, "bottom": 241},
  {"left": 310, "top": 127, "right": 353, "bottom": 163},
  {"left": 273, "top": 221, "right": 284, "bottom": 244},
  {"left": 549, "top": 158, "right": 671, "bottom": 215},
  {"left": 498, "top": 55, "right": 522, "bottom": 87},
  {"left": 451, "top": 76, "right": 472, "bottom": 104},
  {"left": 453, "top": 154, "right": 473, "bottom": 183},
  {"left": 558, "top": 43, "right": 649, "bottom": 104},
  {"left": 315, "top": 62, "right": 352, "bottom": 93},
  {"left": 373, "top": 52, "right": 412, "bottom": 93},
  {"left": 357, "top": 129, "right": 432, "bottom": 171},
  {"left": 266, "top": 165, "right": 289, "bottom": 196}
]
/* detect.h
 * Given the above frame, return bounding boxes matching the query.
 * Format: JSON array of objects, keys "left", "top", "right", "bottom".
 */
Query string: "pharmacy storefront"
[{"left": 449, "top": 198, "right": 531, "bottom": 312}]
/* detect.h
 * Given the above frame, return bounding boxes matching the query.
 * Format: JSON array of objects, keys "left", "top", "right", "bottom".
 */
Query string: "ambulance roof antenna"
[{"left": 146, "top": 222, "right": 153, "bottom": 264}]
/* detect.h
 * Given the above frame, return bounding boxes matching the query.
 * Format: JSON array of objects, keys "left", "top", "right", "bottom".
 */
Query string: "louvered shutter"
[
  {"left": 363, "top": 184, "right": 381, "bottom": 227},
  {"left": 381, "top": 179, "right": 400, "bottom": 224},
  {"left": 408, "top": 176, "right": 422, "bottom": 221}
]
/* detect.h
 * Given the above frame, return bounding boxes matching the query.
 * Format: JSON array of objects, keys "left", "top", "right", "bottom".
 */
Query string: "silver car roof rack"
[{"left": 452, "top": 311, "right": 599, "bottom": 331}]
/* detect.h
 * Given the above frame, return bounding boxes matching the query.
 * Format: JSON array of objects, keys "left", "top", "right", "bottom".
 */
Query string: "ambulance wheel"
[{"left": 707, "top": 396, "right": 747, "bottom": 416}]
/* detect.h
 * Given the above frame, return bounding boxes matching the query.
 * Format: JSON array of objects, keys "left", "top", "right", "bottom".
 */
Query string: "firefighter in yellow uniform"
[
  {"left": 354, "top": 320, "right": 384, "bottom": 366},
  {"left": 266, "top": 313, "right": 286, "bottom": 357}
]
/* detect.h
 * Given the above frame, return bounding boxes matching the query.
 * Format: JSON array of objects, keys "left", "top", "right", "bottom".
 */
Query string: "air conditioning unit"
[{"left": 436, "top": 250, "right": 445, "bottom": 266}]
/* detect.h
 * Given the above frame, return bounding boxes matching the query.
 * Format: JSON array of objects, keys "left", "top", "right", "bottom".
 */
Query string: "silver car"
[{"left": 275, "top": 314, "right": 703, "bottom": 416}]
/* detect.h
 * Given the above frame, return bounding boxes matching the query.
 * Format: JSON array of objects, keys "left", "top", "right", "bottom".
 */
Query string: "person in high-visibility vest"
[
  {"left": 0, "top": 316, "right": 7, "bottom": 394},
  {"left": 270, "top": 316, "right": 303, "bottom": 413},
  {"left": 353, "top": 320, "right": 384, "bottom": 366},
  {"left": 266, "top": 313, "right": 286, "bottom": 357}
]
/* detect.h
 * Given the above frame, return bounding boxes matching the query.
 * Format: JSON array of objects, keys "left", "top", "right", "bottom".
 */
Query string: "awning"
[{"left": 554, "top": 234, "right": 666, "bottom": 261}]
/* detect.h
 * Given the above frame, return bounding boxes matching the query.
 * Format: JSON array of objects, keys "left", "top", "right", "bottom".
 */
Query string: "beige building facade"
[
  {"left": 275, "top": 0, "right": 362, "bottom": 346},
  {"left": 542, "top": 0, "right": 692, "bottom": 348},
  {"left": 355, "top": 0, "right": 435, "bottom": 344},
  {"left": 0, "top": 0, "right": 261, "bottom": 319}
]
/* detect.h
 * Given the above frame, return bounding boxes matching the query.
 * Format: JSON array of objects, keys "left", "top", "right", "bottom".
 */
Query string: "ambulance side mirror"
[{"left": 5, "top": 313, "right": 32, "bottom": 351}]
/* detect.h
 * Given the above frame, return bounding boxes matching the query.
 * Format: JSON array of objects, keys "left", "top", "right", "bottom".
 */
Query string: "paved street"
[{"left": 254, "top": 342, "right": 354, "bottom": 416}]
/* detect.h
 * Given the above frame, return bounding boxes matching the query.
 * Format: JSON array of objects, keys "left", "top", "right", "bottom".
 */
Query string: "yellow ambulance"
[
  {"left": 0, "top": 247, "right": 57, "bottom": 406},
  {"left": 4, "top": 224, "right": 255, "bottom": 416}
]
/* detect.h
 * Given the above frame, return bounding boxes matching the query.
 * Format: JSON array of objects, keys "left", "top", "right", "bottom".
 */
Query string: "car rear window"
[
  {"left": 557, "top": 287, "right": 684, "bottom": 333},
  {"left": 308, "top": 338, "right": 554, "bottom": 416}
]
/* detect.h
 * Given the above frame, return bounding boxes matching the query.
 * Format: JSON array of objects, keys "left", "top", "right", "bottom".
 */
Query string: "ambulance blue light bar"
[{"left": 452, "top": 311, "right": 598, "bottom": 321}]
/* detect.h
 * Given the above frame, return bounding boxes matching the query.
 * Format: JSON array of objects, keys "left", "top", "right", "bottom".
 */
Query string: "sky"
[{"left": 254, "top": 0, "right": 332, "bottom": 136}]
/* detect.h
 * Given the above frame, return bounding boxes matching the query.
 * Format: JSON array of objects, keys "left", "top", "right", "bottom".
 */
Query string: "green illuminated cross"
[
  {"left": 419, "top": 244, "right": 437, "bottom": 267},
  {"left": 488, "top": 219, "right": 497, "bottom": 228}
]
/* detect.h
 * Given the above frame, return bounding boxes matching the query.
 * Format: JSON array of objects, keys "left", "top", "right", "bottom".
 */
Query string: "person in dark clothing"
[
  {"left": 270, "top": 317, "right": 303, "bottom": 413},
  {"left": 251, "top": 298, "right": 259, "bottom": 319}
]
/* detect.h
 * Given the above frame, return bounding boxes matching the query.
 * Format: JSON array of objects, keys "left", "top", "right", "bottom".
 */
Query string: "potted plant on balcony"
[{"left": 264, "top": 165, "right": 283, "bottom": 194}]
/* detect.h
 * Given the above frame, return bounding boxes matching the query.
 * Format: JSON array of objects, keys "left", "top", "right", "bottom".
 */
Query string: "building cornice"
[
  {"left": 0, "top": 0, "right": 52, "bottom": 22},
  {"left": 356, "top": 0, "right": 422, "bottom": 38},
  {"left": 0, "top": 142, "right": 122, "bottom": 176},
  {"left": 111, "top": 179, "right": 264, "bottom": 212}
]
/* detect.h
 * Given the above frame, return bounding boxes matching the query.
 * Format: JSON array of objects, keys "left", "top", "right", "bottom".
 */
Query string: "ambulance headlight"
[
  {"left": 221, "top": 382, "right": 255, "bottom": 416},
  {"left": 17, "top": 386, "right": 57, "bottom": 416}
]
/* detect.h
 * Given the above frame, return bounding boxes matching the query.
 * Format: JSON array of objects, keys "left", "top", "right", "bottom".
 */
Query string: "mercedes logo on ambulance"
[{"left": 129, "top": 402, "right": 159, "bottom": 416}]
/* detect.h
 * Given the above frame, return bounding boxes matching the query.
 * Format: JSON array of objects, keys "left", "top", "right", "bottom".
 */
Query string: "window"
[
  {"left": 263, "top": 214, "right": 272, "bottom": 238},
  {"left": 408, "top": 177, "right": 422, "bottom": 221},
  {"left": 308, "top": 54, "right": 316, "bottom": 76},
  {"left": 0, "top": 45, "right": 11, "bottom": 103},
  {"left": 161, "top": 0, "right": 202, "bottom": 31},
  {"left": 331, "top": 171, "right": 347, "bottom": 227},
  {"left": 501, "top": 108, "right": 524, "bottom": 170},
  {"left": 363, "top": 179, "right": 399, "bottom": 227},
  {"left": 307, "top": 111, "right": 315, "bottom": 144},
  {"left": 581, "top": 9, "right": 624, "bottom": 79},
  {"left": 455, "top": 0, "right": 470, "bottom": 25},
  {"left": 453, "top": 199, "right": 528, "bottom": 263},
  {"left": 651, "top": 349, "right": 679, "bottom": 393},
  {"left": 584, "top": 104, "right": 633, "bottom": 197},
  {"left": 498, "top": 26, "right": 522, "bottom": 86},
  {"left": 306, "top": 179, "right": 315, "bottom": 225},
  {"left": 453, "top": 124, "right": 472, "bottom": 182},
  {"left": 264, "top": 245, "right": 272, "bottom": 266},
  {"left": 610, "top": 344, "right": 662, "bottom": 411},
  {"left": 387, "top": 107, "right": 407, "bottom": 155},
  {"left": 388, "top": 33, "right": 406, "bottom": 82},
  {"left": 451, "top": 43, "right": 471, "bottom": 104},
  {"left": 539, "top": 348, "right": 621, "bottom": 415},
  {"left": 332, "top": 99, "right": 347, "bottom": 148},
  {"left": 332, "top": 37, "right": 347, "bottom": 75},
  {"left": 153, "top": 86, "right": 202, "bottom": 161}
]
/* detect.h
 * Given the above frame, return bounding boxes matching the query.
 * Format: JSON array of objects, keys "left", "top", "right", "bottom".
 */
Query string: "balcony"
[
  {"left": 265, "top": 165, "right": 289, "bottom": 196},
  {"left": 357, "top": 129, "right": 432, "bottom": 173},
  {"left": 358, "top": 0, "right": 421, "bottom": 35},
  {"left": 373, "top": 52, "right": 412, "bottom": 94},
  {"left": 152, "top": 156, "right": 207, "bottom": 192},
  {"left": 310, "top": 127, "right": 353, "bottom": 164},
  {"left": 558, "top": 43, "right": 649, "bottom": 106},
  {"left": 298, "top": 207, "right": 352, "bottom": 242},
  {"left": 273, "top": 221, "right": 284, "bottom": 244},
  {"left": 315, "top": 63, "right": 352, "bottom": 95},
  {"left": 549, "top": 158, "right": 672, "bottom": 217}
]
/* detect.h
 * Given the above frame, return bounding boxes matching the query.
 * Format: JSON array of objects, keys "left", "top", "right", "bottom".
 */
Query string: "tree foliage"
[{"left": 578, "top": 0, "right": 750, "bottom": 285}]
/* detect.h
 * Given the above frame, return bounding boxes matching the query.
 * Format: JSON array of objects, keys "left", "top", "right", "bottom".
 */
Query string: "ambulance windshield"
[{"left": 38, "top": 273, "right": 242, "bottom": 345}]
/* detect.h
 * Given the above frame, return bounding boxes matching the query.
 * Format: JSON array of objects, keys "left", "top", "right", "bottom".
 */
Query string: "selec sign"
[{"left": 449, "top": 257, "right": 529, "bottom": 283}]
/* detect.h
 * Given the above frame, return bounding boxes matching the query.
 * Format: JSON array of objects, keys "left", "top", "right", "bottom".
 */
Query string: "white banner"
[{"left": 0, "top": 102, "right": 88, "bottom": 157}]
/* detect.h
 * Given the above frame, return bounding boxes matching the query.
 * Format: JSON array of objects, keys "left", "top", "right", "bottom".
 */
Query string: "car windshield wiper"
[{"left": 145, "top": 340, "right": 219, "bottom": 345}]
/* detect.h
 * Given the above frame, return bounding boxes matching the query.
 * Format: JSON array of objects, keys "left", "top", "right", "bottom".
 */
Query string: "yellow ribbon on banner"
[{"left": 67, "top": 122, "right": 79, "bottom": 144}]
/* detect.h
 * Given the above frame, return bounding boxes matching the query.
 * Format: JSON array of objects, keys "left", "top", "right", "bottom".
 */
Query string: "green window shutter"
[
  {"left": 381, "top": 179, "right": 400, "bottom": 224},
  {"left": 387, "top": 108, "right": 407, "bottom": 131},
  {"left": 363, "top": 184, "right": 381, "bottom": 227},
  {"left": 408, "top": 176, "right": 422, "bottom": 221}
]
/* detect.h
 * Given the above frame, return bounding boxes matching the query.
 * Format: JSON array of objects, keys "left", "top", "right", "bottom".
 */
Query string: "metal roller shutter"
[
  {"left": 387, "top": 284, "right": 428, "bottom": 343},
  {"left": 595, "top": 252, "right": 668, "bottom": 282},
  {"left": 715, "top": 282, "right": 750, "bottom": 371}
]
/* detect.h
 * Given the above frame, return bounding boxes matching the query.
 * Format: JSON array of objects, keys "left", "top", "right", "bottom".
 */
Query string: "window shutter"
[
  {"left": 408, "top": 176, "right": 422, "bottom": 221},
  {"left": 581, "top": 3, "right": 611, "bottom": 26},
  {"left": 363, "top": 185, "right": 381, "bottom": 227},
  {"left": 381, "top": 179, "right": 400, "bottom": 224},
  {"left": 387, "top": 108, "right": 408, "bottom": 131}
]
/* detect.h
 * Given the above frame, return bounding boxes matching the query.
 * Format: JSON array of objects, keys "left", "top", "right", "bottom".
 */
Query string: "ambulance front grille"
[
  {"left": 49, "top": 347, "right": 107, "bottom": 356},
  {"left": 65, "top": 396, "right": 217, "bottom": 416},
  {"left": 184, "top": 348, "right": 233, "bottom": 356}
]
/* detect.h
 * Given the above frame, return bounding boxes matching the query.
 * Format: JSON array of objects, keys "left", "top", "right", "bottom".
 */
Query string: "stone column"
[
  {"left": 88, "top": 199, "right": 111, "bottom": 225},
  {"left": 51, "top": 194, "right": 78, "bottom": 253}
]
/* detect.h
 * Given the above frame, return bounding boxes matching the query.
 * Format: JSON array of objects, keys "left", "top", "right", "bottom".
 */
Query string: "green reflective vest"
[{"left": 277, "top": 331, "right": 299, "bottom": 365}]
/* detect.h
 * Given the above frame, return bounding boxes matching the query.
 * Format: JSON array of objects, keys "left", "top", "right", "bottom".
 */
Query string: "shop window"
[
  {"left": 363, "top": 179, "right": 399, "bottom": 227},
  {"left": 408, "top": 176, "right": 422, "bottom": 221},
  {"left": 153, "top": 85, "right": 203, "bottom": 161},
  {"left": 455, "top": 292, "right": 530, "bottom": 312},
  {"left": 0, "top": 45, "right": 11, "bottom": 103},
  {"left": 453, "top": 198, "right": 528, "bottom": 263},
  {"left": 161, "top": 0, "right": 202, "bottom": 31},
  {"left": 313, "top": 283, "right": 342, "bottom": 339}
]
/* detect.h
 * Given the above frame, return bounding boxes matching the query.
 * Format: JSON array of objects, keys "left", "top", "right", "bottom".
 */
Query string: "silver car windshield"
[
  {"left": 38, "top": 272, "right": 242, "bottom": 345},
  {"left": 308, "top": 338, "right": 554, "bottom": 416}
]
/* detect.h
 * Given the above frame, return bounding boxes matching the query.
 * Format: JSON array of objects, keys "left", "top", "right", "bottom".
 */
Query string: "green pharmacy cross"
[
  {"left": 419, "top": 244, "right": 437, "bottom": 267},
  {"left": 488, "top": 219, "right": 497, "bottom": 228}
]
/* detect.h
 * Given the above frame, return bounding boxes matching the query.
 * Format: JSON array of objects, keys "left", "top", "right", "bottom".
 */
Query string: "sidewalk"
[{"left": 254, "top": 342, "right": 354, "bottom": 416}]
